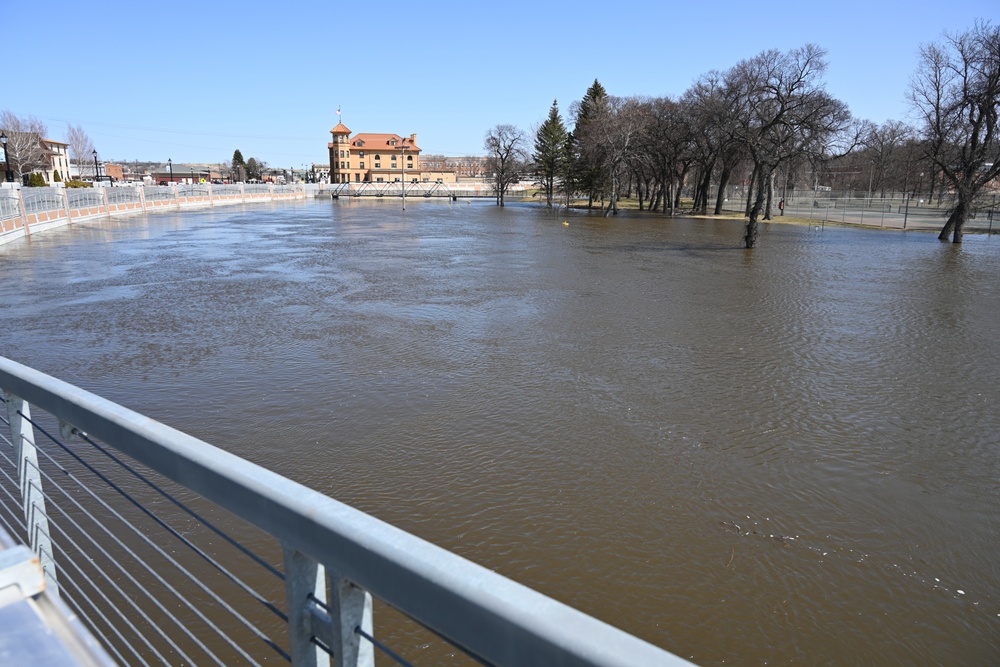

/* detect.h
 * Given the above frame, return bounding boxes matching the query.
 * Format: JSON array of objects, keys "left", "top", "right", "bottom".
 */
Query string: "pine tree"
[
  {"left": 53, "top": 170, "right": 62, "bottom": 182},
  {"left": 232, "top": 149, "right": 247, "bottom": 182},
  {"left": 533, "top": 100, "right": 568, "bottom": 207},
  {"left": 571, "top": 80, "right": 609, "bottom": 207}
]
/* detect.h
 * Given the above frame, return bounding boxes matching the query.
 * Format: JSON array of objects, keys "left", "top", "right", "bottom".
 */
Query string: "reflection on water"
[{"left": 1, "top": 200, "right": 999, "bottom": 665}]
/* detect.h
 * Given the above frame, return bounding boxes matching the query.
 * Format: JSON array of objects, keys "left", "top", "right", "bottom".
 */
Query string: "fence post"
[
  {"left": 16, "top": 187, "right": 29, "bottom": 236},
  {"left": 3, "top": 391, "right": 58, "bottom": 595},
  {"left": 102, "top": 185, "right": 111, "bottom": 220},
  {"left": 61, "top": 187, "right": 73, "bottom": 224}
]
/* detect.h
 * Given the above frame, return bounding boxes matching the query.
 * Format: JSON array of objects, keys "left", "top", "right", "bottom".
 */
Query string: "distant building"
[
  {"left": 41, "top": 139, "right": 71, "bottom": 183},
  {"left": 328, "top": 122, "right": 456, "bottom": 184},
  {"left": 420, "top": 155, "right": 489, "bottom": 181},
  {"left": 0, "top": 136, "right": 72, "bottom": 184}
]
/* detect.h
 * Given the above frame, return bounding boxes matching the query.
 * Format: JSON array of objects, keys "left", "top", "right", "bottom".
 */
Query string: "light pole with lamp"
[
  {"left": 92, "top": 150, "right": 100, "bottom": 183},
  {"left": 168, "top": 158, "right": 173, "bottom": 184},
  {"left": 1, "top": 132, "right": 11, "bottom": 183}
]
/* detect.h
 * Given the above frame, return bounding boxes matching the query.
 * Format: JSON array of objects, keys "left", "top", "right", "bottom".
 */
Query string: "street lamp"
[
  {"left": 168, "top": 158, "right": 173, "bottom": 183},
  {"left": 93, "top": 149, "right": 101, "bottom": 183},
  {"left": 1, "top": 132, "right": 11, "bottom": 183}
]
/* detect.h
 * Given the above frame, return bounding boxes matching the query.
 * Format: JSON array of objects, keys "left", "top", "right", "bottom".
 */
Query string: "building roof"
[
  {"left": 330, "top": 122, "right": 352, "bottom": 135},
  {"left": 350, "top": 133, "right": 421, "bottom": 152}
]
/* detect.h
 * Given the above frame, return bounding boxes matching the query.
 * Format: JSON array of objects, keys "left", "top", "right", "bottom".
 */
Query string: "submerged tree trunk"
[
  {"left": 714, "top": 166, "right": 733, "bottom": 215},
  {"left": 697, "top": 169, "right": 713, "bottom": 213},
  {"left": 744, "top": 177, "right": 766, "bottom": 249},
  {"left": 763, "top": 172, "right": 775, "bottom": 220},
  {"left": 744, "top": 166, "right": 758, "bottom": 217},
  {"left": 939, "top": 200, "right": 968, "bottom": 243}
]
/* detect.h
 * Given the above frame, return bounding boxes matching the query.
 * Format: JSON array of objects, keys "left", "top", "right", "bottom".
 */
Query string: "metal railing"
[{"left": 0, "top": 357, "right": 690, "bottom": 666}]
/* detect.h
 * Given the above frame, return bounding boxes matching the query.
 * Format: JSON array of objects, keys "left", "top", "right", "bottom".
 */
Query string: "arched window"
[{"left": 374, "top": 154, "right": 381, "bottom": 160}]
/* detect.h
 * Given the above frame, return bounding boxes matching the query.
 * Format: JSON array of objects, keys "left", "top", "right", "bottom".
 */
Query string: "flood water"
[{"left": 1, "top": 199, "right": 998, "bottom": 665}]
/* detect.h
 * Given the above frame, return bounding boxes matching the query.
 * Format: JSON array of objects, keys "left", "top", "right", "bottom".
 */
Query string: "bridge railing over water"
[
  {"left": 0, "top": 357, "right": 690, "bottom": 666},
  {"left": 317, "top": 181, "right": 529, "bottom": 199},
  {"left": 0, "top": 183, "right": 307, "bottom": 245}
]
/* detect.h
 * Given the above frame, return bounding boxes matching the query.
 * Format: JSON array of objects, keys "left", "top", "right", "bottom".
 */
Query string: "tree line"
[{"left": 484, "top": 21, "right": 1000, "bottom": 246}]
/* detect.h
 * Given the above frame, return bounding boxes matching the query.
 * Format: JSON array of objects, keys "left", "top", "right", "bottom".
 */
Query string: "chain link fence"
[{"left": 717, "top": 187, "right": 1000, "bottom": 232}]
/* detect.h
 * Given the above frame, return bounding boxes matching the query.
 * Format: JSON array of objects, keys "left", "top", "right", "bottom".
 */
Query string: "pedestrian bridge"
[
  {"left": 0, "top": 357, "right": 692, "bottom": 666},
  {"left": 0, "top": 183, "right": 306, "bottom": 246},
  {"left": 317, "top": 181, "right": 529, "bottom": 200}
]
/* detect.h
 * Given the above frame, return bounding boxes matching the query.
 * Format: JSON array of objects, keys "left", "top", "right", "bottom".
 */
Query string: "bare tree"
[
  {"left": 67, "top": 124, "right": 95, "bottom": 179},
  {"left": 724, "top": 45, "right": 852, "bottom": 247},
  {"left": 484, "top": 124, "right": 527, "bottom": 207},
  {"left": 1, "top": 110, "right": 48, "bottom": 182},
  {"left": 911, "top": 20, "right": 1000, "bottom": 243},
  {"left": 576, "top": 96, "right": 647, "bottom": 216}
]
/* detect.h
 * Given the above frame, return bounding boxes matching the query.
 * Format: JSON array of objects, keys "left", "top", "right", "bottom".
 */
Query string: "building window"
[
  {"left": 355, "top": 174, "right": 360, "bottom": 182},
  {"left": 374, "top": 154, "right": 381, "bottom": 160},
  {"left": 340, "top": 161, "right": 345, "bottom": 168},
  {"left": 360, "top": 162, "right": 364, "bottom": 169},
  {"left": 407, "top": 155, "right": 413, "bottom": 161},
  {"left": 359, "top": 151, "right": 364, "bottom": 157},
  {"left": 375, "top": 163, "right": 380, "bottom": 168}
]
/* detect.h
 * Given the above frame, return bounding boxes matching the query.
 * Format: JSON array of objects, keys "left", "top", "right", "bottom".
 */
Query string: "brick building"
[{"left": 328, "top": 122, "right": 456, "bottom": 184}]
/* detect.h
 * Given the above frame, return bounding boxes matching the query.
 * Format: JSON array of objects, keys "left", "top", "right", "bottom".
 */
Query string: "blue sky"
[{"left": 6, "top": 1, "right": 997, "bottom": 168}]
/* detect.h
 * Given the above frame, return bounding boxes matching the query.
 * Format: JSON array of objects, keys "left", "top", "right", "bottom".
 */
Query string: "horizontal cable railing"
[{"left": 0, "top": 357, "right": 691, "bottom": 666}]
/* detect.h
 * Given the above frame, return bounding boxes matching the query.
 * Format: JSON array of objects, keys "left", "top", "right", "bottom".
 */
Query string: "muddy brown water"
[{"left": 1, "top": 199, "right": 998, "bottom": 665}]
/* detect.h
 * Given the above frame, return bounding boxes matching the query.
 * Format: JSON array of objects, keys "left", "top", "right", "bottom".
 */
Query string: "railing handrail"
[{"left": 0, "top": 357, "right": 690, "bottom": 666}]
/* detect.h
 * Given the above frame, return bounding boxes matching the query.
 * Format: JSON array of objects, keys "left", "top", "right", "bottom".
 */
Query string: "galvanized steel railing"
[{"left": 0, "top": 357, "right": 691, "bottom": 667}]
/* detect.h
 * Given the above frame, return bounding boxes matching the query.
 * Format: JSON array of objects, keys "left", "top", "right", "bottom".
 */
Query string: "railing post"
[
  {"left": 328, "top": 573, "right": 373, "bottom": 667},
  {"left": 16, "top": 187, "right": 29, "bottom": 236},
  {"left": 3, "top": 390, "right": 58, "bottom": 595},
  {"left": 283, "top": 546, "right": 331, "bottom": 667},
  {"left": 282, "top": 544, "right": 373, "bottom": 667}
]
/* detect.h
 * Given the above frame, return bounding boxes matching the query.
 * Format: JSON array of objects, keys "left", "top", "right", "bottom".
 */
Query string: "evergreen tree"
[
  {"left": 232, "top": 149, "right": 247, "bottom": 182},
  {"left": 53, "top": 169, "right": 62, "bottom": 182},
  {"left": 533, "top": 100, "right": 568, "bottom": 207},
  {"left": 246, "top": 157, "right": 260, "bottom": 182},
  {"left": 571, "top": 79, "right": 610, "bottom": 207}
]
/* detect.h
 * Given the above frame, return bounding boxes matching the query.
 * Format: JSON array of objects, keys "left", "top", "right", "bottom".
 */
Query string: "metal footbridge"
[
  {"left": 318, "top": 182, "right": 527, "bottom": 200},
  {"left": 0, "top": 357, "right": 692, "bottom": 666}
]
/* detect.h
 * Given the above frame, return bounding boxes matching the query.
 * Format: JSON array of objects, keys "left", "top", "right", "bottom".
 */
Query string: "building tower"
[{"left": 329, "top": 122, "right": 352, "bottom": 184}]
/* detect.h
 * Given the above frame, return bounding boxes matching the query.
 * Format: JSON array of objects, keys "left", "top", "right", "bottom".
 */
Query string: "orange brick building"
[{"left": 328, "top": 122, "right": 455, "bottom": 184}]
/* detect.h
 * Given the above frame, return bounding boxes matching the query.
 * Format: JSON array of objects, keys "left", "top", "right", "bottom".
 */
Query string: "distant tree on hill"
[{"left": 534, "top": 100, "right": 568, "bottom": 207}]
